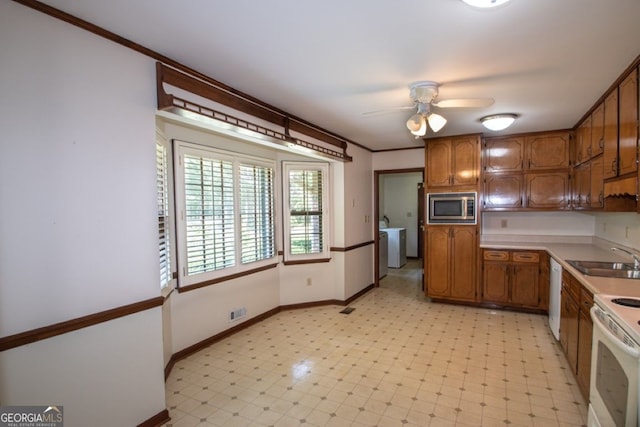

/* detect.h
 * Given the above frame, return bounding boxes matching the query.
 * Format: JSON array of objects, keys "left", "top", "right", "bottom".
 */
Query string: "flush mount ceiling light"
[
  {"left": 462, "top": 0, "right": 511, "bottom": 8},
  {"left": 406, "top": 103, "right": 447, "bottom": 137},
  {"left": 480, "top": 113, "right": 518, "bottom": 131}
]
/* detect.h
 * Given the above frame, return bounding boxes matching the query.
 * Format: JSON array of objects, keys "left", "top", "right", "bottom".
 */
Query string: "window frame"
[
  {"left": 173, "top": 140, "right": 277, "bottom": 287},
  {"left": 282, "top": 161, "right": 331, "bottom": 263}
]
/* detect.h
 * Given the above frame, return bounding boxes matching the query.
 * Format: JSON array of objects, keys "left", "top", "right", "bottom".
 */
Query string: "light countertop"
[{"left": 480, "top": 236, "right": 640, "bottom": 298}]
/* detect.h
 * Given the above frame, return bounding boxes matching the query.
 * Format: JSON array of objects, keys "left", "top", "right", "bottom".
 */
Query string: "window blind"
[
  {"left": 156, "top": 142, "right": 171, "bottom": 288},
  {"left": 288, "top": 169, "right": 323, "bottom": 254},
  {"left": 239, "top": 163, "right": 275, "bottom": 263},
  {"left": 183, "top": 154, "right": 235, "bottom": 275}
]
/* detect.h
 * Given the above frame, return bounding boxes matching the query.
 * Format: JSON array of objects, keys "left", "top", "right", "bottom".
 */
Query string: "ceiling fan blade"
[
  {"left": 360, "top": 105, "right": 415, "bottom": 116},
  {"left": 432, "top": 98, "right": 494, "bottom": 109}
]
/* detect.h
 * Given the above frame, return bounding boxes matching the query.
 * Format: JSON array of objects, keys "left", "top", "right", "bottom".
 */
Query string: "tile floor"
[{"left": 163, "top": 260, "right": 588, "bottom": 426}]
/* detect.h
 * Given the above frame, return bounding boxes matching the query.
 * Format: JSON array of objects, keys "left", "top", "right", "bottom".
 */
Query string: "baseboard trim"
[
  {"left": 137, "top": 409, "right": 170, "bottom": 427},
  {"left": 165, "top": 283, "right": 375, "bottom": 379}
]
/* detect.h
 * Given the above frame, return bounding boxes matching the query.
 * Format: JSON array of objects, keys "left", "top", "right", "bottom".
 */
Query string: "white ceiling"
[{"left": 39, "top": 0, "right": 640, "bottom": 151}]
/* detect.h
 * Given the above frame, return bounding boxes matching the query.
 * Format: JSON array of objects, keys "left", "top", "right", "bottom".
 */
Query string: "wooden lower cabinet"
[
  {"left": 482, "top": 249, "right": 543, "bottom": 309},
  {"left": 425, "top": 226, "right": 478, "bottom": 302},
  {"left": 559, "top": 269, "right": 593, "bottom": 400}
]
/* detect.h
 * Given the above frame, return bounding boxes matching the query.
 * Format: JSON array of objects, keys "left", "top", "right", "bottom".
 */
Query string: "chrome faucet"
[{"left": 611, "top": 247, "right": 640, "bottom": 270}]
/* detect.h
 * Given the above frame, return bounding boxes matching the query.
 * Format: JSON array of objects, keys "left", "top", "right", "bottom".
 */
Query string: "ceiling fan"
[{"left": 364, "top": 81, "right": 494, "bottom": 137}]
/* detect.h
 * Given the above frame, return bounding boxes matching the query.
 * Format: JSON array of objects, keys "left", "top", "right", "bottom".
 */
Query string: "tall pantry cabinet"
[{"left": 424, "top": 135, "right": 481, "bottom": 302}]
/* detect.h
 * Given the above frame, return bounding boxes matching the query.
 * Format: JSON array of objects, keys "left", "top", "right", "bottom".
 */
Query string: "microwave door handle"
[{"left": 591, "top": 306, "right": 640, "bottom": 358}]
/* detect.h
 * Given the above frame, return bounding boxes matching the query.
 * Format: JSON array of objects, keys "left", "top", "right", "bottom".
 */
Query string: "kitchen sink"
[{"left": 566, "top": 260, "right": 640, "bottom": 279}]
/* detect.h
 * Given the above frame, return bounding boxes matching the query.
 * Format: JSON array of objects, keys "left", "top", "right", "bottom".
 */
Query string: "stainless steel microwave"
[{"left": 427, "top": 192, "right": 476, "bottom": 224}]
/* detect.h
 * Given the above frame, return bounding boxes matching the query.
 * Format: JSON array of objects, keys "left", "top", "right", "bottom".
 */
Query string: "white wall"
[
  {"left": 341, "top": 145, "right": 375, "bottom": 298},
  {"left": 0, "top": 2, "right": 166, "bottom": 425},
  {"left": 0, "top": 309, "right": 165, "bottom": 427},
  {"left": 593, "top": 212, "right": 640, "bottom": 250},
  {"left": 372, "top": 147, "right": 425, "bottom": 170}
]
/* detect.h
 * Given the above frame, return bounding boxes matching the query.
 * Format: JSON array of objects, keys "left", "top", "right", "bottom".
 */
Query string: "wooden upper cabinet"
[
  {"left": 619, "top": 68, "right": 638, "bottom": 176},
  {"left": 575, "top": 117, "right": 592, "bottom": 166},
  {"left": 526, "top": 132, "right": 571, "bottom": 170},
  {"left": 452, "top": 137, "right": 479, "bottom": 186},
  {"left": 483, "top": 174, "right": 523, "bottom": 209},
  {"left": 572, "top": 162, "right": 591, "bottom": 209},
  {"left": 590, "top": 156, "right": 604, "bottom": 208},
  {"left": 526, "top": 172, "right": 570, "bottom": 209},
  {"left": 591, "top": 102, "right": 605, "bottom": 158},
  {"left": 483, "top": 137, "right": 524, "bottom": 173},
  {"left": 426, "top": 139, "right": 452, "bottom": 187},
  {"left": 426, "top": 136, "right": 479, "bottom": 188},
  {"left": 603, "top": 89, "right": 619, "bottom": 179},
  {"left": 484, "top": 132, "right": 570, "bottom": 172}
]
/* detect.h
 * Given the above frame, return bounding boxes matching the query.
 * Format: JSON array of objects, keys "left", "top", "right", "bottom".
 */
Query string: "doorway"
[{"left": 374, "top": 168, "right": 424, "bottom": 286}]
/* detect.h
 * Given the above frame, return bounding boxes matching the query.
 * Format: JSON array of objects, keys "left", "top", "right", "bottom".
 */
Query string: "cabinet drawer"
[
  {"left": 484, "top": 250, "right": 509, "bottom": 261},
  {"left": 562, "top": 270, "right": 580, "bottom": 301},
  {"left": 579, "top": 287, "right": 594, "bottom": 314},
  {"left": 512, "top": 252, "right": 540, "bottom": 263}
]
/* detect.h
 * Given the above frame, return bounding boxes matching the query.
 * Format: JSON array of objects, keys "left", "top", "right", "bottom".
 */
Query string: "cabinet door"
[
  {"left": 483, "top": 263, "right": 509, "bottom": 303},
  {"left": 425, "top": 227, "right": 450, "bottom": 297},
  {"left": 590, "top": 157, "right": 604, "bottom": 208},
  {"left": 526, "top": 132, "right": 571, "bottom": 170},
  {"left": 450, "top": 226, "right": 477, "bottom": 301},
  {"left": 511, "top": 264, "right": 539, "bottom": 307},
  {"left": 484, "top": 137, "right": 524, "bottom": 173},
  {"left": 577, "top": 308, "right": 593, "bottom": 400},
  {"left": 483, "top": 174, "right": 523, "bottom": 209},
  {"left": 572, "top": 163, "right": 591, "bottom": 209},
  {"left": 603, "top": 89, "right": 619, "bottom": 180},
  {"left": 451, "top": 137, "right": 478, "bottom": 186},
  {"left": 560, "top": 289, "right": 579, "bottom": 373},
  {"left": 591, "top": 102, "right": 605, "bottom": 158},
  {"left": 619, "top": 68, "right": 638, "bottom": 176},
  {"left": 575, "top": 118, "right": 591, "bottom": 166},
  {"left": 526, "top": 173, "right": 570, "bottom": 209},
  {"left": 426, "top": 140, "right": 452, "bottom": 187}
]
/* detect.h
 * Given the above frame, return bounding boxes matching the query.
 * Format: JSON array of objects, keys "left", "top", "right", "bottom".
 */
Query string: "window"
[
  {"left": 283, "top": 162, "right": 330, "bottom": 262},
  {"left": 174, "top": 141, "right": 276, "bottom": 286},
  {"left": 156, "top": 140, "right": 171, "bottom": 289}
]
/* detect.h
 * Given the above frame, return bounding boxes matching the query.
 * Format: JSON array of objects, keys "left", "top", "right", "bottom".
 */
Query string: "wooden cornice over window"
[{"left": 156, "top": 63, "right": 353, "bottom": 162}]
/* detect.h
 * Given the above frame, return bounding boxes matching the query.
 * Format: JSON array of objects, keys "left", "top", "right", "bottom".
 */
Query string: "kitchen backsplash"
[{"left": 482, "top": 211, "right": 640, "bottom": 251}]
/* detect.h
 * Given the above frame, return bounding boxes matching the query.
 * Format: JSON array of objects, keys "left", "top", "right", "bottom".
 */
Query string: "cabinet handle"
[
  {"left": 599, "top": 138, "right": 604, "bottom": 150},
  {"left": 612, "top": 159, "right": 617, "bottom": 173},
  {"left": 599, "top": 192, "right": 604, "bottom": 205}
]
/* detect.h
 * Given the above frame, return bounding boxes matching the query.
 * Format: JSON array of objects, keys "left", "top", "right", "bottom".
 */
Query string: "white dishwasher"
[{"left": 549, "top": 257, "right": 562, "bottom": 341}]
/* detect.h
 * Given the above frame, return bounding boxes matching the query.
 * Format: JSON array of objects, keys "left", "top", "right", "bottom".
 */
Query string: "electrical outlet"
[
  {"left": 229, "top": 307, "right": 247, "bottom": 322},
  {"left": 626, "top": 227, "right": 630, "bottom": 238},
  {"left": 306, "top": 277, "right": 312, "bottom": 286},
  {"left": 603, "top": 222, "right": 607, "bottom": 232},
  {"left": 501, "top": 219, "right": 508, "bottom": 228}
]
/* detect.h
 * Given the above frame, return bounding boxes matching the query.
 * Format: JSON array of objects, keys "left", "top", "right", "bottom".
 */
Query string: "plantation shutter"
[
  {"left": 183, "top": 153, "right": 235, "bottom": 275},
  {"left": 239, "top": 163, "right": 276, "bottom": 263},
  {"left": 288, "top": 169, "right": 323, "bottom": 254},
  {"left": 156, "top": 142, "right": 171, "bottom": 288}
]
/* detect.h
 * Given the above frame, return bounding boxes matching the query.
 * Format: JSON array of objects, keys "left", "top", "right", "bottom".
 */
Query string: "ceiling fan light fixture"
[
  {"left": 407, "top": 114, "right": 427, "bottom": 136},
  {"left": 427, "top": 113, "right": 447, "bottom": 132},
  {"left": 461, "top": 0, "right": 511, "bottom": 8},
  {"left": 480, "top": 113, "right": 518, "bottom": 131}
]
